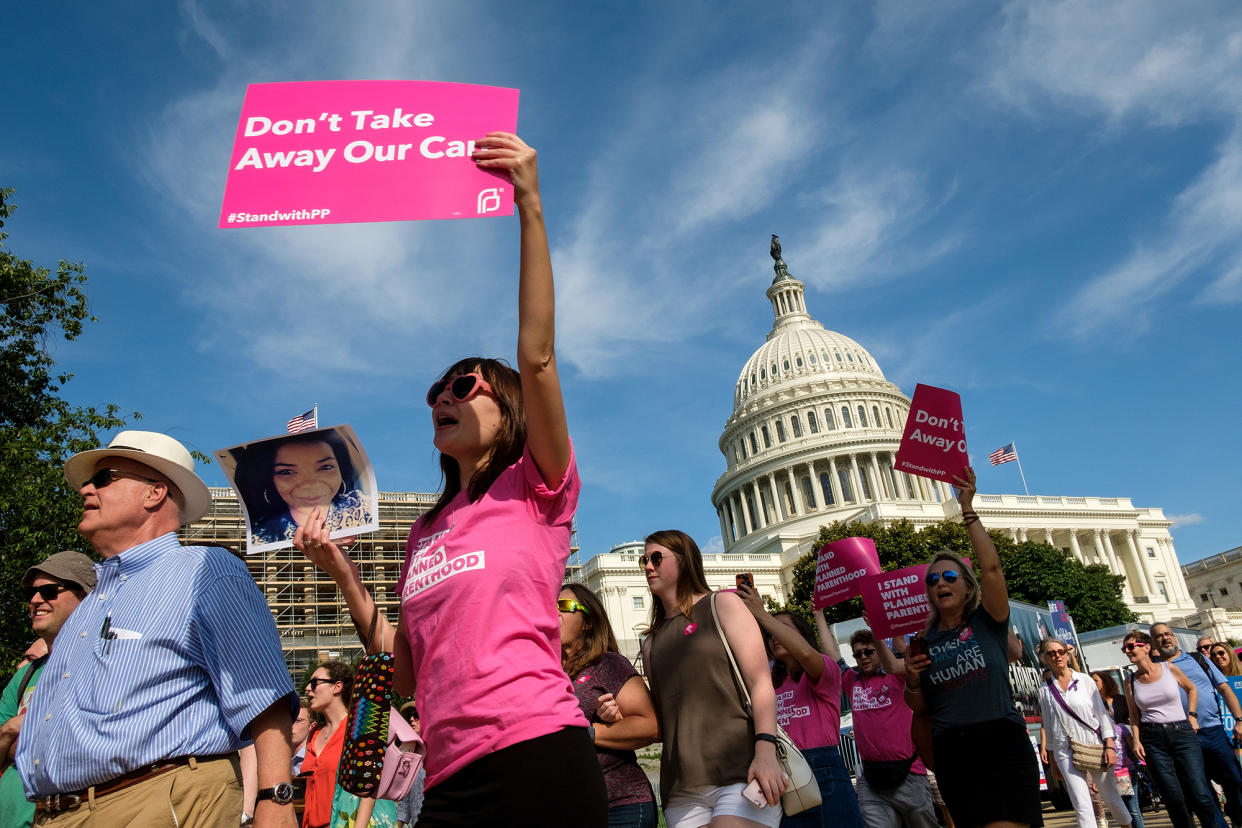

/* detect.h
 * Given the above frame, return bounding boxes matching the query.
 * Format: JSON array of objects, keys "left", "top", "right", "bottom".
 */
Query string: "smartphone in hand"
[
  {"left": 907, "top": 634, "right": 928, "bottom": 659},
  {"left": 742, "top": 779, "right": 766, "bottom": 808},
  {"left": 736, "top": 572, "right": 755, "bottom": 590}
]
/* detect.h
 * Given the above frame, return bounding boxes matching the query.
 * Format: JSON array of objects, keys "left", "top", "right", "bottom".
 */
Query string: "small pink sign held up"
[
  {"left": 893, "top": 384, "right": 968, "bottom": 485},
  {"left": 813, "top": 537, "right": 882, "bottom": 611},
  {"left": 219, "top": 80, "right": 520, "bottom": 228},
  {"left": 859, "top": 564, "right": 933, "bottom": 640}
]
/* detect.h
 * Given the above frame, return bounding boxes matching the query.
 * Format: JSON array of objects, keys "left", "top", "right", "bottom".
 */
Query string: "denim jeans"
[
  {"left": 1123, "top": 793, "right": 1145, "bottom": 828},
  {"left": 1139, "top": 721, "right": 1218, "bottom": 828},
  {"left": 779, "top": 745, "right": 865, "bottom": 828},
  {"left": 608, "top": 800, "right": 658, "bottom": 828},
  {"left": 1199, "top": 724, "right": 1242, "bottom": 827}
]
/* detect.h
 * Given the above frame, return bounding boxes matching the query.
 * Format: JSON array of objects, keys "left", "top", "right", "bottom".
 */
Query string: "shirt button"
[
  {"left": 120, "top": 575, "right": 127, "bottom": 581},
  {"left": 32, "top": 759, "right": 39, "bottom": 766},
  {"left": 63, "top": 672, "right": 70, "bottom": 679},
  {"left": 81, "top": 631, "right": 88, "bottom": 638},
  {"left": 44, "top": 714, "right": 51, "bottom": 721}
]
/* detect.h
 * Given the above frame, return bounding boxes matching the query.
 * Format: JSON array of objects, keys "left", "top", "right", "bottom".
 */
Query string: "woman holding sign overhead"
[
  {"left": 295, "top": 132, "right": 608, "bottom": 827},
  {"left": 902, "top": 466, "right": 1042, "bottom": 828}
]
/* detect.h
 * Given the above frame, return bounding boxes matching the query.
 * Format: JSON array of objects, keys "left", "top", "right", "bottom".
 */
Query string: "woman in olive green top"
[{"left": 642, "top": 529, "right": 786, "bottom": 828}]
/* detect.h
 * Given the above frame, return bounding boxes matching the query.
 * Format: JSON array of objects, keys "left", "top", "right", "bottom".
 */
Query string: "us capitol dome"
[{"left": 710, "top": 236, "right": 956, "bottom": 567}]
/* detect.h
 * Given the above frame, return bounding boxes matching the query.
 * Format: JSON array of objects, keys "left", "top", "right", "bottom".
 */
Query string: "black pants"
[{"left": 418, "top": 726, "right": 608, "bottom": 827}]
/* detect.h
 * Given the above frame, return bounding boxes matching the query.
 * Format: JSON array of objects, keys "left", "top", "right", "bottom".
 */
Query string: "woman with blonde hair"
[
  {"left": 1210, "top": 644, "right": 1242, "bottom": 677},
  {"left": 903, "top": 467, "right": 1042, "bottom": 828},
  {"left": 559, "top": 583, "right": 659, "bottom": 827},
  {"left": 642, "top": 529, "right": 787, "bottom": 827},
  {"left": 1036, "top": 638, "right": 1130, "bottom": 828}
]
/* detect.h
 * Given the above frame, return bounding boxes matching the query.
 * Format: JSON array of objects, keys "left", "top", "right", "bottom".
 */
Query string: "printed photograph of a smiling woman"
[{"left": 217, "top": 425, "right": 379, "bottom": 554}]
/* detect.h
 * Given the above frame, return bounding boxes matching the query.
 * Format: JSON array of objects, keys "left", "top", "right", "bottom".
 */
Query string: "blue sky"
[{"left": 6, "top": 1, "right": 1239, "bottom": 565}]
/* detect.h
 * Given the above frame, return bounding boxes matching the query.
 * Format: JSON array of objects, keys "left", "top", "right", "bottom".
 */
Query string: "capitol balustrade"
[{"left": 973, "top": 493, "right": 1137, "bottom": 512}]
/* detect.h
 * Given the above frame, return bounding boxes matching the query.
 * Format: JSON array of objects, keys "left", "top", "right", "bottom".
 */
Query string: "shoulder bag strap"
[
  {"left": 709, "top": 592, "right": 754, "bottom": 716},
  {"left": 1046, "top": 677, "right": 1104, "bottom": 743},
  {"left": 14, "top": 654, "right": 48, "bottom": 704},
  {"left": 1189, "top": 651, "right": 1220, "bottom": 685}
]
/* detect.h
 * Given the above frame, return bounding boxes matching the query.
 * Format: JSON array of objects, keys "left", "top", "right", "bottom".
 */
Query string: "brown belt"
[{"left": 34, "top": 754, "right": 231, "bottom": 817}]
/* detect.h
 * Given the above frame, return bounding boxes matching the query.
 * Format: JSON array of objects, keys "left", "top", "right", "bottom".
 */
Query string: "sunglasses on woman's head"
[
  {"left": 925, "top": 570, "right": 959, "bottom": 586},
  {"left": 639, "top": 551, "right": 678, "bottom": 569},
  {"left": 557, "top": 598, "right": 589, "bottom": 615},
  {"left": 425, "top": 372, "right": 493, "bottom": 407}
]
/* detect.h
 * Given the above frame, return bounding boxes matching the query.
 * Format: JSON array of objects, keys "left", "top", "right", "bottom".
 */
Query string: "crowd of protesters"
[{"left": 6, "top": 128, "right": 1242, "bottom": 828}]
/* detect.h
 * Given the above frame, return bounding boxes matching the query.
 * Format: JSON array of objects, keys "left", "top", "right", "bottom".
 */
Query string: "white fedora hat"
[{"left": 64, "top": 430, "right": 212, "bottom": 523}]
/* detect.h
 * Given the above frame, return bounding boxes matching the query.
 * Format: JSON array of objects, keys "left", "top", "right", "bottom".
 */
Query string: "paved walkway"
[{"left": 1040, "top": 803, "right": 1173, "bottom": 828}]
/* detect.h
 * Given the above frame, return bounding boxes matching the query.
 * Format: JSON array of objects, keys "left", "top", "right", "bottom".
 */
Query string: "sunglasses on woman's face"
[
  {"left": 425, "top": 372, "right": 494, "bottom": 407},
  {"left": 925, "top": 570, "right": 959, "bottom": 586},
  {"left": 1044, "top": 649, "right": 1067, "bottom": 659},
  {"left": 1122, "top": 642, "right": 1149, "bottom": 653},
  {"left": 1213, "top": 649, "right": 1230, "bottom": 660},
  {"left": 306, "top": 677, "right": 337, "bottom": 689},
  {"left": 639, "top": 551, "right": 677, "bottom": 569},
  {"left": 557, "top": 598, "right": 589, "bottom": 615}
]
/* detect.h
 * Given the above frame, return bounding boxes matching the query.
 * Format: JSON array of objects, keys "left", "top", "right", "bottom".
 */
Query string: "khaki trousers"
[{"left": 36, "top": 754, "right": 242, "bottom": 828}]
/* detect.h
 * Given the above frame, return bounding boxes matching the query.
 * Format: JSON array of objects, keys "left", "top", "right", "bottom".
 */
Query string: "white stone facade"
[{"left": 583, "top": 244, "right": 1200, "bottom": 651}]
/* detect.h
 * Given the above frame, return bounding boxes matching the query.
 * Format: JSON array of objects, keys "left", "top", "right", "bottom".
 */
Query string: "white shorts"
[{"left": 664, "top": 783, "right": 784, "bottom": 828}]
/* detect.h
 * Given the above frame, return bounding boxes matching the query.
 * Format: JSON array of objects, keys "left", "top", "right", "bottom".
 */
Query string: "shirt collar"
[{"left": 101, "top": 532, "right": 182, "bottom": 576}]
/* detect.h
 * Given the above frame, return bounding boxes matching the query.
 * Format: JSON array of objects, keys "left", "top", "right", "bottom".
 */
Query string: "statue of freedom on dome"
[{"left": 770, "top": 234, "right": 782, "bottom": 262}]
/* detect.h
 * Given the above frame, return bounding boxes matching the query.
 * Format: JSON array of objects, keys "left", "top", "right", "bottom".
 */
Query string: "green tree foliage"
[
  {"left": 0, "top": 188, "right": 136, "bottom": 671},
  {"left": 784, "top": 517, "right": 1135, "bottom": 634}
]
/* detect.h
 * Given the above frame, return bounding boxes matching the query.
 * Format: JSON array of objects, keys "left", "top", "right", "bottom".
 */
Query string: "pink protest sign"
[
  {"left": 893, "top": 383, "right": 968, "bottom": 485},
  {"left": 219, "top": 81, "right": 519, "bottom": 228},
  {"left": 813, "top": 537, "right": 881, "bottom": 610},
  {"left": 859, "top": 565, "right": 932, "bottom": 639}
]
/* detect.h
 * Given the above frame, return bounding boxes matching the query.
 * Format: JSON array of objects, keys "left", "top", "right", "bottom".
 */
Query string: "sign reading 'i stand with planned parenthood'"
[
  {"left": 893, "top": 383, "right": 969, "bottom": 485},
  {"left": 219, "top": 80, "right": 519, "bottom": 228}
]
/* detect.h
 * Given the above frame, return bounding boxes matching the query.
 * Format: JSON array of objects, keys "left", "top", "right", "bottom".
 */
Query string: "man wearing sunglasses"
[
  {"left": 843, "top": 628, "right": 940, "bottom": 828},
  {"left": 1151, "top": 622, "right": 1242, "bottom": 828},
  {"left": 15, "top": 431, "right": 298, "bottom": 828},
  {"left": 0, "top": 552, "right": 96, "bottom": 828}
]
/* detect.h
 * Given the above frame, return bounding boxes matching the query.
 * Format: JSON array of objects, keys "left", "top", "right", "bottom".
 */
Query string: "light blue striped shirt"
[{"left": 17, "top": 533, "right": 297, "bottom": 795}]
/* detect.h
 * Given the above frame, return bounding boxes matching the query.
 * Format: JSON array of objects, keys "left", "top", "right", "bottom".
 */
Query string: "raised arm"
[
  {"left": 717, "top": 592, "right": 787, "bottom": 807},
  {"left": 472, "top": 132, "right": 570, "bottom": 489},
  {"left": 294, "top": 515, "right": 396, "bottom": 655},
  {"left": 737, "top": 582, "right": 824, "bottom": 680},
  {"left": 813, "top": 609, "right": 842, "bottom": 663},
  {"left": 954, "top": 466, "right": 1008, "bottom": 621}
]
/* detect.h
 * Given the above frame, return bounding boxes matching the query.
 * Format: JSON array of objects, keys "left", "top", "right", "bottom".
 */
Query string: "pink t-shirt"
[
  {"left": 840, "top": 667, "right": 926, "bottom": 773},
  {"left": 398, "top": 445, "right": 587, "bottom": 787},
  {"left": 775, "top": 653, "right": 842, "bottom": 749}
]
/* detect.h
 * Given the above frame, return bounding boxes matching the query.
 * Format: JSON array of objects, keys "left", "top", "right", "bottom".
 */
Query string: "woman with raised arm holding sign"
[
  {"left": 902, "top": 466, "right": 1042, "bottom": 828},
  {"left": 295, "top": 133, "right": 608, "bottom": 827}
]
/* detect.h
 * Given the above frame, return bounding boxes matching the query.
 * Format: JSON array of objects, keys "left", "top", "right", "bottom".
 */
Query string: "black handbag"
[{"left": 861, "top": 755, "right": 917, "bottom": 790}]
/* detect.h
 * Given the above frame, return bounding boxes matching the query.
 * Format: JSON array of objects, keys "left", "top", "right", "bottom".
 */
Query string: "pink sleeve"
[
  {"left": 806, "top": 653, "right": 841, "bottom": 701},
  {"left": 519, "top": 440, "right": 580, "bottom": 526}
]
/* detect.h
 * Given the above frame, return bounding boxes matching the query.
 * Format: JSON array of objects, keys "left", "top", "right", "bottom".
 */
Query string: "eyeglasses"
[
  {"left": 557, "top": 598, "right": 590, "bottom": 615},
  {"left": 1044, "top": 649, "right": 1068, "bottom": 658},
  {"left": 85, "top": 468, "right": 160, "bottom": 489},
  {"left": 1212, "top": 649, "right": 1230, "bottom": 659},
  {"left": 24, "top": 584, "right": 71, "bottom": 602},
  {"left": 639, "top": 550, "right": 679, "bottom": 569},
  {"left": 307, "top": 677, "right": 338, "bottom": 689},
  {"left": 1122, "top": 642, "right": 1149, "bottom": 652},
  {"left": 853, "top": 648, "right": 876, "bottom": 659},
  {"left": 425, "top": 372, "right": 494, "bottom": 407},
  {"left": 1199, "top": 644, "right": 1214, "bottom": 652},
  {"left": 925, "top": 570, "right": 959, "bottom": 586}
]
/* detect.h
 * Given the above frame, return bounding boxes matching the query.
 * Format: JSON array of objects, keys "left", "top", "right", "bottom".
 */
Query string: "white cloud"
[
  {"left": 701, "top": 535, "right": 725, "bottom": 556},
  {"left": 975, "top": 1, "right": 1242, "bottom": 339},
  {"left": 1168, "top": 512, "right": 1205, "bottom": 527}
]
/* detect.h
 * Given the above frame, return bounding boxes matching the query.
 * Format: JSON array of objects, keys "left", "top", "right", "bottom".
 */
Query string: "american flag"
[
  {"left": 286, "top": 408, "right": 318, "bottom": 434},
  {"left": 988, "top": 443, "right": 1017, "bottom": 466}
]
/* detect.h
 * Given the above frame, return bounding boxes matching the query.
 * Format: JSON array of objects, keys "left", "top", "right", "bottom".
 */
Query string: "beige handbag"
[{"left": 710, "top": 593, "right": 822, "bottom": 816}]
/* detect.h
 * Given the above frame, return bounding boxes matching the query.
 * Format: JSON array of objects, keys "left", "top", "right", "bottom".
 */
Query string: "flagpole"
[{"left": 1013, "top": 441, "right": 1030, "bottom": 496}]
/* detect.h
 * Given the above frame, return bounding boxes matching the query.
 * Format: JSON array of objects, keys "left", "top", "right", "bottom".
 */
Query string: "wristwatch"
[
  {"left": 587, "top": 725, "right": 596, "bottom": 743},
  {"left": 256, "top": 782, "right": 295, "bottom": 805}
]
